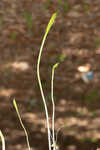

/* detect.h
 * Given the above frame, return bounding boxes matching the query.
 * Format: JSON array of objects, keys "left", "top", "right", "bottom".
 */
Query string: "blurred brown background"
[{"left": 0, "top": 0, "right": 100, "bottom": 150}]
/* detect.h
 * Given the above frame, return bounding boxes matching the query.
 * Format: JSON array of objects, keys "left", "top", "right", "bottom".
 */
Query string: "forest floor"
[{"left": 0, "top": 0, "right": 100, "bottom": 150}]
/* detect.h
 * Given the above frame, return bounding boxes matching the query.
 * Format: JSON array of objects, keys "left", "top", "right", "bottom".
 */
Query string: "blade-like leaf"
[
  {"left": 13, "top": 99, "right": 31, "bottom": 150},
  {"left": 37, "top": 13, "right": 57, "bottom": 150},
  {"left": 45, "top": 13, "right": 56, "bottom": 37}
]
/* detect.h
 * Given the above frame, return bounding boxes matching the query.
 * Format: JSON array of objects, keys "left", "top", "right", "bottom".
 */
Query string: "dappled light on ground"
[
  {"left": 1, "top": 61, "right": 30, "bottom": 72},
  {"left": 0, "top": 0, "right": 100, "bottom": 150},
  {"left": 55, "top": 99, "right": 100, "bottom": 140},
  {"left": 0, "top": 88, "right": 15, "bottom": 97},
  {"left": 67, "top": 145, "right": 76, "bottom": 150},
  {"left": 11, "top": 62, "right": 30, "bottom": 71}
]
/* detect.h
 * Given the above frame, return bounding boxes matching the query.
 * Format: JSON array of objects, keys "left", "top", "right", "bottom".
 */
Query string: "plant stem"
[
  {"left": 37, "top": 13, "right": 56, "bottom": 150},
  {"left": 0, "top": 130, "right": 5, "bottom": 150},
  {"left": 51, "top": 63, "right": 59, "bottom": 150},
  {"left": 13, "top": 99, "right": 31, "bottom": 150}
]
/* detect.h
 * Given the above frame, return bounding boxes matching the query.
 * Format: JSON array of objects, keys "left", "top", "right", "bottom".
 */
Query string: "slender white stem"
[
  {"left": 51, "top": 63, "right": 59, "bottom": 150},
  {"left": 37, "top": 35, "right": 51, "bottom": 150},
  {"left": 37, "top": 13, "right": 56, "bottom": 150},
  {"left": 51, "top": 66, "right": 55, "bottom": 150},
  {"left": 0, "top": 130, "right": 5, "bottom": 150},
  {"left": 55, "top": 125, "right": 67, "bottom": 144}
]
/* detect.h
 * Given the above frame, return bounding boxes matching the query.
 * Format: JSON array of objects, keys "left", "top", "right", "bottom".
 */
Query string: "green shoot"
[
  {"left": 9, "top": 32, "right": 17, "bottom": 39},
  {"left": 13, "top": 99, "right": 31, "bottom": 150},
  {"left": 24, "top": 11, "right": 32, "bottom": 30},
  {"left": 51, "top": 63, "right": 59, "bottom": 150},
  {"left": 63, "top": 1, "right": 70, "bottom": 13},
  {"left": 43, "top": 0, "right": 51, "bottom": 10},
  {"left": 0, "top": 130, "right": 5, "bottom": 150},
  {"left": 96, "top": 38, "right": 100, "bottom": 46},
  {"left": 84, "top": 4, "right": 89, "bottom": 12},
  {"left": 59, "top": 54, "right": 67, "bottom": 62},
  {"left": 37, "top": 13, "right": 56, "bottom": 150}
]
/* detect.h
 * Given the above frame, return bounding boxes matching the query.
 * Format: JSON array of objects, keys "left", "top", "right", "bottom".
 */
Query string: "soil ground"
[{"left": 0, "top": 0, "right": 100, "bottom": 150}]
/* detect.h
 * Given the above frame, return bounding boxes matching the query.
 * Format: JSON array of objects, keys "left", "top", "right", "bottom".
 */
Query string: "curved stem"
[
  {"left": 0, "top": 130, "right": 5, "bottom": 150},
  {"left": 37, "top": 13, "right": 56, "bottom": 150},
  {"left": 13, "top": 99, "right": 31, "bottom": 150}
]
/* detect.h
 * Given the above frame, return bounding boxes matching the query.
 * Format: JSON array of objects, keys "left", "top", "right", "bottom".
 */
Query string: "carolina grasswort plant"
[
  {"left": 0, "top": 13, "right": 59, "bottom": 150},
  {"left": 37, "top": 13, "right": 57, "bottom": 150},
  {"left": 0, "top": 11, "right": 100, "bottom": 150}
]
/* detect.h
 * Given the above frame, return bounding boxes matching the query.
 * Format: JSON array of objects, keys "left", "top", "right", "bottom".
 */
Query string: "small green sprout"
[
  {"left": 63, "top": 1, "right": 70, "bottom": 13},
  {"left": 43, "top": 0, "right": 51, "bottom": 10},
  {"left": 59, "top": 54, "right": 67, "bottom": 62},
  {"left": 9, "top": 32, "right": 17, "bottom": 39},
  {"left": 13, "top": 99, "right": 31, "bottom": 150},
  {"left": 96, "top": 38, "right": 100, "bottom": 46},
  {"left": 84, "top": 4, "right": 89, "bottom": 12},
  {"left": 91, "top": 111, "right": 97, "bottom": 117},
  {"left": 24, "top": 11, "right": 32, "bottom": 30}
]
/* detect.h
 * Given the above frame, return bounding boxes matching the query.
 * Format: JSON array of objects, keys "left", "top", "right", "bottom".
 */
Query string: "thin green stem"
[
  {"left": 13, "top": 99, "right": 31, "bottom": 150},
  {"left": 51, "top": 63, "right": 59, "bottom": 150},
  {"left": 37, "top": 13, "right": 56, "bottom": 150}
]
